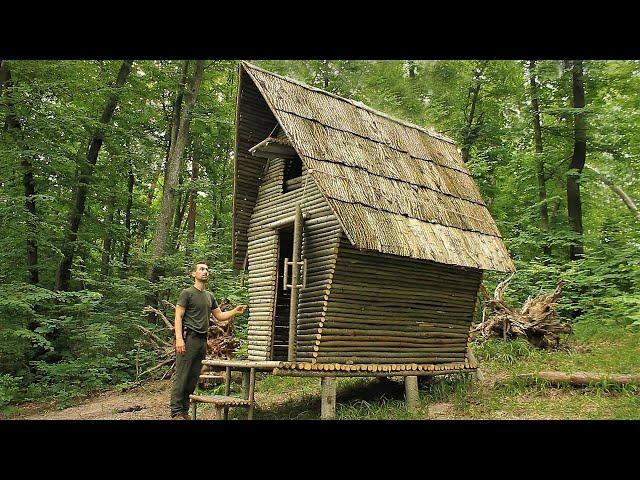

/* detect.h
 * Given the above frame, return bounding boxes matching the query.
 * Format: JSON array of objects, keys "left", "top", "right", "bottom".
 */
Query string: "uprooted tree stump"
[{"left": 471, "top": 274, "right": 572, "bottom": 349}]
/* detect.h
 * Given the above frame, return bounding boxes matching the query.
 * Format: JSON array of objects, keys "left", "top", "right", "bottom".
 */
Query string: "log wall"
[
  {"left": 246, "top": 158, "right": 341, "bottom": 360},
  {"left": 297, "top": 238, "right": 483, "bottom": 364},
  {"left": 233, "top": 68, "right": 276, "bottom": 270}
]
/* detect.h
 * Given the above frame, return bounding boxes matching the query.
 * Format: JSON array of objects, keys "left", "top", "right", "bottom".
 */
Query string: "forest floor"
[{"left": 7, "top": 323, "right": 640, "bottom": 420}]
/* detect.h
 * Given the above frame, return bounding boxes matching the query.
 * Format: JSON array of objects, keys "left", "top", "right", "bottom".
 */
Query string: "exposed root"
[{"left": 471, "top": 276, "right": 572, "bottom": 349}]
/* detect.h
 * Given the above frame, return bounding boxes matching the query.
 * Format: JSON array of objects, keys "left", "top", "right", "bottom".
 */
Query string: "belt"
[{"left": 184, "top": 327, "right": 207, "bottom": 338}]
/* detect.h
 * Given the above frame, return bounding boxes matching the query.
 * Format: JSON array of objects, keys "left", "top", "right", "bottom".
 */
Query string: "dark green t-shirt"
[{"left": 176, "top": 286, "right": 219, "bottom": 334}]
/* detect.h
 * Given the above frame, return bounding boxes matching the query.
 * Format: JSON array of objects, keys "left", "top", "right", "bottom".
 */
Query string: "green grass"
[{"left": 192, "top": 323, "right": 640, "bottom": 420}]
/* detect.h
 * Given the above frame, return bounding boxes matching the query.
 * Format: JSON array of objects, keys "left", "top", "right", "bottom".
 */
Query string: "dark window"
[{"left": 283, "top": 155, "right": 303, "bottom": 192}]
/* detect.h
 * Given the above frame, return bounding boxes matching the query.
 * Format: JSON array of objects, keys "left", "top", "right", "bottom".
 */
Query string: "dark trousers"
[{"left": 170, "top": 329, "right": 207, "bottom": 417}]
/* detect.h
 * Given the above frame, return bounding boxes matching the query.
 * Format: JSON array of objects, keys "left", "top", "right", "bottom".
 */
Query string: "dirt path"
[
  {"left": 10, "top": 374, "right": 500, "bottom": 420},
  {"left": 12, "top": 380, "right": 175, "bottom": 420}
]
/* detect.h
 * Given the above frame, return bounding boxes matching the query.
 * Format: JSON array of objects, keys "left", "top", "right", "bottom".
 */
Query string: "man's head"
[{"left": 191, "top": 261, "right": 209, "bottom": 282}]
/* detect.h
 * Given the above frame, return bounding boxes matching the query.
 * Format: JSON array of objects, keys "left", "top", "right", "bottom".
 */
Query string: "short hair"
[{"left": 191, "top": 261, "right": 209, "bottom": 272}]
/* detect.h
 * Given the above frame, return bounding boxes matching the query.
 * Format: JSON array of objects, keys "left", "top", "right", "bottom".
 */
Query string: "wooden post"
[
  {"left": 320, "top": 376, "right": 336, "bottom": 420},
  {"left": 467, "top": 348, "right": 484, "bottom": 382},
  {"left": 191, "top": 399, "right": 197, "bottom": 420},
  {"left": 288, "top": 203, "right": 303, "bottom": 362},
  {"left": 242, "top": 370, "right": 250, "bottom": 400},
  {"left": 224, "top": 366, "right": 231, "bottom": 420},
  {"left": 405, "top": 375, "right": 419, "bottom": 413},
  {"left": 214, "top": 406, "right": 223, "bottom": 420},
  {"left": 248, "top": 367, "right": 256, "bottom": 420}
]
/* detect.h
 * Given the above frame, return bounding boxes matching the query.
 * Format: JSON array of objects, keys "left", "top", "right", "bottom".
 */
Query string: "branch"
[
  {"left": 143, "top": 305, "right": 175, "bottom": 331},
  {"left": 585, "top": 164, "right": 640, "bottom": 222}
]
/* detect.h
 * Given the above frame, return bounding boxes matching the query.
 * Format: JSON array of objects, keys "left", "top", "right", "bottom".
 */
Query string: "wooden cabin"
[{"left": 233, "top": 61, "right": 515, "bottom": 367}]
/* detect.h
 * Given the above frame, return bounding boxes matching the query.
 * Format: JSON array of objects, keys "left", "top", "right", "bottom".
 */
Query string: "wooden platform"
[
  {"left": 200, "top": 358, "right": 478, "bottom": 420},
  {"left": 202, "top": 359, "right": 477, "bottom": 376}
]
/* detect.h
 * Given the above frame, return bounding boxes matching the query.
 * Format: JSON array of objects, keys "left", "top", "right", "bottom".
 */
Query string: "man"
[{"left": 169, "top": 261, "right": 246, "bottom": 420}]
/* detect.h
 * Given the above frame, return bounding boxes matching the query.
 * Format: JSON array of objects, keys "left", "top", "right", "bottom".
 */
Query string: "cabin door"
[{"left": 272, "top": 227, "right": 294, "bottom": 361}]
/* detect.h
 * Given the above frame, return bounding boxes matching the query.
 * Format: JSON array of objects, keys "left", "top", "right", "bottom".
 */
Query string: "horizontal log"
[
  {"left": 322, "top": 317, "right": 471, "bottom": 330},
  {"left": 324, "top": 306, "right": 473, "bottom": 320},
  {"left": 319, "top": 327, "right": 468, "bottom": 338},
  {"left": 516, "top": 371, "right": 640, "bottom": 387},
  {"left": 328, "top": 289, "right": 476, "bottom": 310},
  {"left": 201, "top": 359, "right": 283, "bottom": 369},
  {"left": 272, "top": 368, "right": 472, "bottom": 377},
  {"left": 311, "top": 355, "right": 466, "bottom": 363},
  {"left": 319, "top": 337, "right": 467, "bottom": 346},
  {"left": 336, "top": 259, "right": 481, "bottom": 288}
]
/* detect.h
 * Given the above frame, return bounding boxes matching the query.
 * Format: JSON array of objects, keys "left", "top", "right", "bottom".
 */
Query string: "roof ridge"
[{"left": 240, "top": 61, "right": 458, "bottom": 146}]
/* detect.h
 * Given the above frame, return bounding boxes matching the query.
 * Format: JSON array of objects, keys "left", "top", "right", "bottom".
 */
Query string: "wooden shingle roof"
[{"left": 237, "top": 62, "right": 515, "bottom": 273}]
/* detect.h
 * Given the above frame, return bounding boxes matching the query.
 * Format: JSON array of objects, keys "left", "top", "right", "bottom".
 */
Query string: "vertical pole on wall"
[{"left": 288, "top": 203, "right": 302, "bottom": 362}]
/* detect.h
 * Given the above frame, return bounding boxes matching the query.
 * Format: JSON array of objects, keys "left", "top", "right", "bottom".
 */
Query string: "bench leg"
[
  {"left": 192, "top": 400, "right": 197, "bottom": 420},
  {"left": 214, "top": 406, "right": 224, "bottom": 420},
  {"left": 224, "top": 366, "right": 231, "bottom": 420},
  {"left": 248, "top": 368, "right": 256, "bottom": 420},
  {"left": 242, "top": 371, "right": 250, "bottom": 400}
]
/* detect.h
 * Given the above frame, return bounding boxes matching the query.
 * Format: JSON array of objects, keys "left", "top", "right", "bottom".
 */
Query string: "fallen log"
[
  {"left": 471, "top": 274, "right": 572, "bottom": 349},
  {"left": 517, "top": 371, "right": 640, "bottom": 387}
]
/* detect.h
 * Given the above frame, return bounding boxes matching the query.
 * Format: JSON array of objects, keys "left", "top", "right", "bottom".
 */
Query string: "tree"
[
  {"left": 1, "top": 60, "right": 39, "bottom": 284},
  {"left": 55, "top": 60, "right": 133, "bottom": 291},
  {"left": 148, "top": 60, "right": 205, "bottom": 284},
  {"left": 566, "top": 60, "right": 587, "bottom": 261},
  {"left": 526, "top": 60, "right": 552, "bottom": 256}
]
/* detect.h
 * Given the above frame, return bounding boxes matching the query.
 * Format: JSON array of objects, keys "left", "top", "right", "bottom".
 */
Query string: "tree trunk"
[
  {"left": 121, "top": 159, "right": 135, "bottom": 270},
  {"left": 1, "top": 60, "right": 39, "bottom": 284},
  {"left": 185, "top": 152, "right": 199, "bottom": 260},
  {"left": 567, "top": 60, "right": 586, "bottom": 261},
  {"left": 148, "top": 60, "right": 205, "bottom": 283},
  {"left": 101, "top": 195, "right": 116, "bottom": 277},
  {"left": 527, "top": 60, "right": 551, "bottom": 257},
  {"left": 170, "top": 177, "right": 189, "bottom": 252},
  {"left": 461, "top": 61, "right": 488, "bottom": 163},
  {"left": 136, "top": 160, "right": 164, "bottom": 249},
  {"left": 136, "top": 62, "right": 190, "bottom": 250},
  {"left": 55, "top": 60, "right": 133, "bottom": 291}
]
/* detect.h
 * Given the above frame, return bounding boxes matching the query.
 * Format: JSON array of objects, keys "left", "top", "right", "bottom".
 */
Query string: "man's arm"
[
  {"left": 212, "top": 305, "right": 246, "bottom": 322},
  {"left": 175, "top": 304, "right": 186, "bottom": 354}
]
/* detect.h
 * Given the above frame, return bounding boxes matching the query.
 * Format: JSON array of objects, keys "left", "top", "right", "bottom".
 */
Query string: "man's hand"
[
  {"left": 234, "top": 305, "right": 247, "bottom": 315},
  {"left": 176, "top": 337, "right": 186, "bottom": 355}
]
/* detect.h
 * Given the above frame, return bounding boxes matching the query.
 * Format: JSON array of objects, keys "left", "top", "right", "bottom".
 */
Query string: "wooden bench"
[
  {"left": 190, "top": 366, "right": 257, "bottom": 420},
  {"left": 189, "top": 394, "right": 251, "bottom": 420}
]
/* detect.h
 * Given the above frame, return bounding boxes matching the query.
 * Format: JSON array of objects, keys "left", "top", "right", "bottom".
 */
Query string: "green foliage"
[
  {"left": 474, "top": 338, "right": 545, "bottom": 365},
  {"left": 0, "top": 374, "right": 22, "bottom": 410}
]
